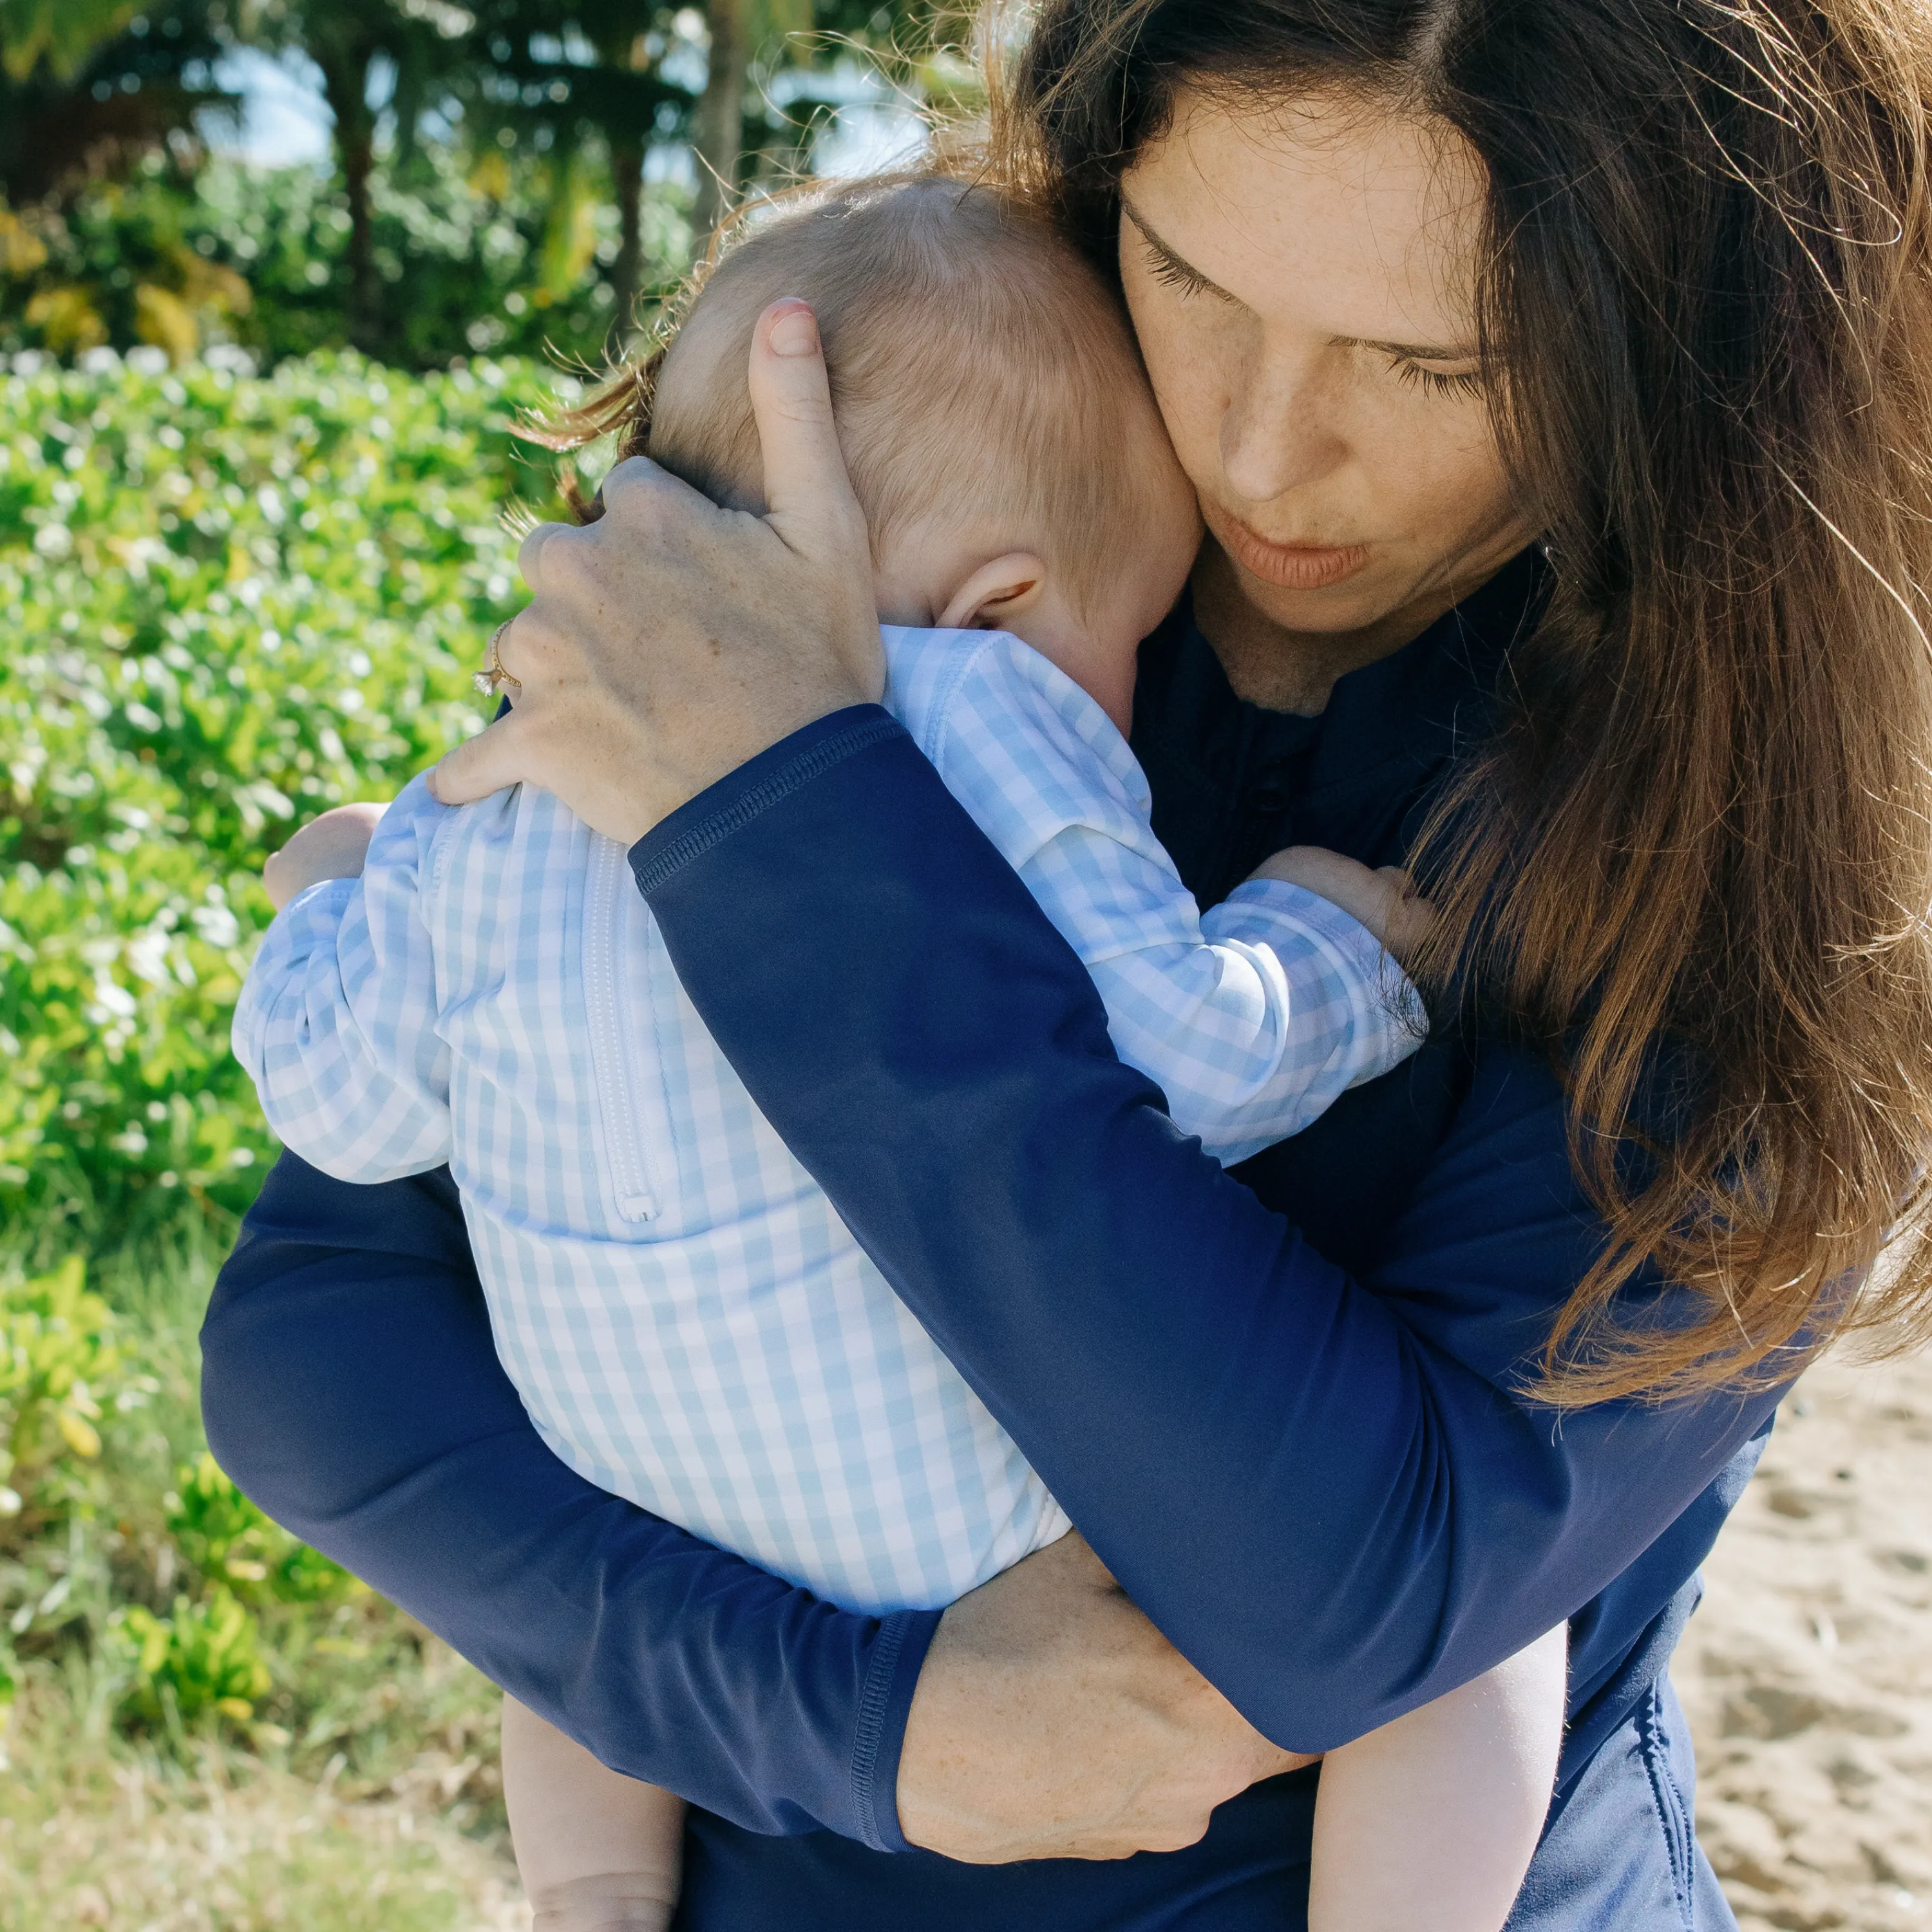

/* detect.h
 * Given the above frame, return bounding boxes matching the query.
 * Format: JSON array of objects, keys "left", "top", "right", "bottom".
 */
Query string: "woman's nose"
[{"left": 1218, "top": 346, "right": 1347, "bottom": 506}]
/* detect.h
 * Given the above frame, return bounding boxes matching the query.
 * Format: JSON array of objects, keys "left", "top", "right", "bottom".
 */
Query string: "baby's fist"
[
  {"left": 263, "top": 802, "right": 386, "bottom": 911},
  {"left": 1247, "top": 846, "right": 1435, "bottom": 963}
]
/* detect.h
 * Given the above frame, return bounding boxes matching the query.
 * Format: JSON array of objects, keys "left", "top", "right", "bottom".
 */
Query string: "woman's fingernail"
[{"left": 768, "top": 301, "right": 820, "bottom": 357}]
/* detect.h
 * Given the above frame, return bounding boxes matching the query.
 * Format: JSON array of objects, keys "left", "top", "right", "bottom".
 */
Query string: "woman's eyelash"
[
  {"left": 1392, "top": 359, "right": 1485, "bottom": 400},
  {"left": 1136, "top": 241, "right": 1481, "bottom": 397},
  {"left": 1145, "top": 246, "right": 1217, "bottom": 298}
]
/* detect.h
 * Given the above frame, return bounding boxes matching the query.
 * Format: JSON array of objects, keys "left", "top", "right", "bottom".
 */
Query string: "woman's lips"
[{"left": 1212, "top": 510, "right": 1372, "bottom": 591}]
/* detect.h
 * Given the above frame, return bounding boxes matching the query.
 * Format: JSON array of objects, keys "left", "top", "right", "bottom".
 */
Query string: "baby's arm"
[
  {"left": 261, "top": 801, "right": 386, "bottom": 910},
  {"left": 916, "top": 634, "right": 1429, "bottom": 1164},
  {"left": 1309, "top": 1624, "right": 1568, "bottom": 1932},
  {"left": 231, "top": 773, "right": 453, "bottom": 1182},
  {"left": 502, "top": 1696, "right": 684, "bottom": 1932}
]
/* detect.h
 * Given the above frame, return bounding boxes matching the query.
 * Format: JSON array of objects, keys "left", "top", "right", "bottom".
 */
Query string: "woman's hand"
[
  {"left": 896, "top": 1533, "right": 1314, "bottom": 1863},
  {"left": 430, "top": 300, "right": 882, "bottom": 844}
]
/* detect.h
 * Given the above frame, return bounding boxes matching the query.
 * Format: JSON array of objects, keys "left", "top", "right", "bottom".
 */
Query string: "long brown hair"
[{"left": 990, "top": 0, "right": 1932, "bottom": 1403}]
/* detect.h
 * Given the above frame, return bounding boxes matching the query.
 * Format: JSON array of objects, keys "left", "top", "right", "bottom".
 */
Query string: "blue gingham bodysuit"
[{"left": 234, "top": 626, "right": 1422, "bottom": 1613}]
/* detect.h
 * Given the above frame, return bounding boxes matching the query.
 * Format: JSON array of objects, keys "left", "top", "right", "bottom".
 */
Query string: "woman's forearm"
[
  {"left": 202, "top": 1152, "right": 935, "bottom": 1848},
  {"left": 632, "top": 709, "right": 1785, "bottom": 1751}
]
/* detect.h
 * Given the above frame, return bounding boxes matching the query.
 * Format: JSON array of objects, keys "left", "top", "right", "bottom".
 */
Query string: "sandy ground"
[
  {"left": 1674, "top": 1348, "right": 1932, "bottom": 1932},
  {"left": 20, "top": 1361, "right": 1925, "bottom": 1931}
]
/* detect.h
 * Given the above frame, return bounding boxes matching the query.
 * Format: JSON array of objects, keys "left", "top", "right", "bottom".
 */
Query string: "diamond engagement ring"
[{"left": 473, "top": 621, "right": 522, "bottom": 699}]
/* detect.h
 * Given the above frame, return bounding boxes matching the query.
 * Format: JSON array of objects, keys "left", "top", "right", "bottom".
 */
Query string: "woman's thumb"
[{"left": 748, "top": 299, "right": 867, "bottom": 560}]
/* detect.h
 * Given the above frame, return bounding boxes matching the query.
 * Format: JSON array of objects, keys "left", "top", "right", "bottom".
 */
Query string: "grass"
[
  {"left": 0, "top": 352, "right": 576, "bottom": 1920},
  {"left": 0, "top": 1223, "right": 526, "bottom": 1931},
  {"left": 3, "top": 1690, "right": 524, "bottom": 1932}
]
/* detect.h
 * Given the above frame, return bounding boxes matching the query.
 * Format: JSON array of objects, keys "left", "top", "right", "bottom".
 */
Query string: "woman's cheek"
[
  {"left": 1118, "top": 273, "right": 1204, "bottom": 446},
  {"left": 1363, "top": 388, "right": 1513, "bottom": 544},
  {"left": 1425, "top": 412, "right": 1519, "bottom": 547},
  {"left": 1137, "top": 325, "right": 1229, "bottom": 497}
]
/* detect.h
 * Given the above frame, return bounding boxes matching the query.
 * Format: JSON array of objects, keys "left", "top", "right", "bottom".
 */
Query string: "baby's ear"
[{"left": 937, "top": 551, "right": 1049, "bottom": 631}]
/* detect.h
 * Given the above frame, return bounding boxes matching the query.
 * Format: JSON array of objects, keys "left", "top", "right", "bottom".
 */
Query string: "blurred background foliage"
[
  {"left": 0, "top": 0, "right": 956, "bottom": 371},
  {"left": 0, "top": 7, "right": 961, "bottom": 1920}
]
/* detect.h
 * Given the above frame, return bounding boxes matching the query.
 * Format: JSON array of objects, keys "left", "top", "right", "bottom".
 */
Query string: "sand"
[{"left": 1674, "top": 1347, "right": 1932, "bottom": 1931}]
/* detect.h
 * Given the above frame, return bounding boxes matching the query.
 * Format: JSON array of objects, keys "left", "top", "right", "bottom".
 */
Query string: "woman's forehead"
[{"left": 1122, "top": 90, "right": 1486, "bottom": 349}]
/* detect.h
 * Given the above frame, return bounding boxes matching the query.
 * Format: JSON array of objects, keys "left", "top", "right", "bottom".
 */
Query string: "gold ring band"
[{"left": 473, "top": 620, "right": 522, "bottom": 699}]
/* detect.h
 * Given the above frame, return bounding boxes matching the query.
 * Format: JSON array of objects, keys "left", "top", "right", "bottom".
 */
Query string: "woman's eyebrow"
[{"left": 1121, "top": 200, "right": 1240, "bottom": 303}]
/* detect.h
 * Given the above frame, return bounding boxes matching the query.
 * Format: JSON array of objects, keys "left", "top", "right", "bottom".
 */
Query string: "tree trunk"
[
  {"left": 692, "top": 0, "right": 753, "bottom": 249},
  {"left": 316, "top": 48, "right": 381, "bottom": 354},
  {"left": 611, "top": 135, "right": 645, "bottom": 342}
]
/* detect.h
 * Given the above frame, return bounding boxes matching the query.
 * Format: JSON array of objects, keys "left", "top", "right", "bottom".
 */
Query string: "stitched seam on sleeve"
[
  {"left": 849, "top": 1611, "right": 911, "bottom": 1854},
  {"left": 423, "top": 788, "right": 462, "bottom": 905},
  {"left": 630, "top": 714, "right": 906, "bottom": 896}
]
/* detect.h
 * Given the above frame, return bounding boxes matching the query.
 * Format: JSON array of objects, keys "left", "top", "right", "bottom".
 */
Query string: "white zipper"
[{"left": 583, "top": 834, "right": 659, "bottom": 1222}]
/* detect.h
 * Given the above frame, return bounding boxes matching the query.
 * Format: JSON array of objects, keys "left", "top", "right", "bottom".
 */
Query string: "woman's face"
[{"left": 1119, "top": 90, "right": 1530, "bottom": 641}]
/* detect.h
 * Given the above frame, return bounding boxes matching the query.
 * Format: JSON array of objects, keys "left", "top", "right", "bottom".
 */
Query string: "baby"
[{"left": 237, "top": 178, "right": 1564, "bottom": 1932}]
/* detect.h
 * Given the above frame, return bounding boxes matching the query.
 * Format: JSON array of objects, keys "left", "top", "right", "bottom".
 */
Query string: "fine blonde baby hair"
[{"left": 537, "top": 172, "right": 1168, "bottom": 616}]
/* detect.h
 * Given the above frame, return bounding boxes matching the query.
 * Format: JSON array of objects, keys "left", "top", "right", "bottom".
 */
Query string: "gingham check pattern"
[{"left": 234, "top": 627, "right": 1423, "bottom": 1614}]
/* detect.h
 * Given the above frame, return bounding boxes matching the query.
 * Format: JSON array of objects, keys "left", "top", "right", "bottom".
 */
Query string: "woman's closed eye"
[
  {"left": 1126, "top": 207, "right": 1241, "bottom": 307},
  {"left": 1143, "top": 243, "right": 1235, "bottom": 305},
  {"left": 1389, "top": 357, "right": 1486, "bottom": 401}
]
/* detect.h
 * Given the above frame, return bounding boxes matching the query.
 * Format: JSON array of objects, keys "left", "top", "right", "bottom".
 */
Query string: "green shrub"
[
  {"left": 109, "top": 1583, "right": 272, "bottom": 1729},
  {"left": 0, "top": 351, "right": 536, "bottom": 1896},
  {"left": 0, "top": 1255, "right": 153, "bottom": 1525},
  {"left": 167, "top": 1450, "right": 361, "bottom": 1606},
  {"left": 0, "top": 350, "right": 580, "bottom": 1231}
]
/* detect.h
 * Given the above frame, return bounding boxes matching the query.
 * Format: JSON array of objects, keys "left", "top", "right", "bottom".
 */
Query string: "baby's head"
[{"left": 644, "top": 176, "right": 1201, "bottom": 730}]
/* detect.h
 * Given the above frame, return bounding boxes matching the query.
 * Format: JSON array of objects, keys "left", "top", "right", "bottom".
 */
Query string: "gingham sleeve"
[
  {"left": 232, "top": 773, "right": 453, "bottom": 1182},
  {"left": 906, "top": 630, "right": 1425, "bottom": 1165}
]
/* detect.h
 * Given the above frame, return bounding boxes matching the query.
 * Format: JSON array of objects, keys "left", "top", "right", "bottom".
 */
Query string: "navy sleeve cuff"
[
  {"left": 850, "top": 1606, "right": 941, "bottom": 1854},
  {"left": 630, "top": 706, "right": 907, "bottom": 896}
]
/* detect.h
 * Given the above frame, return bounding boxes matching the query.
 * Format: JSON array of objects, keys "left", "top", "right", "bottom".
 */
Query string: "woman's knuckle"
[{"left": 600, "top": 455, "right": 652, "bottom": 498}]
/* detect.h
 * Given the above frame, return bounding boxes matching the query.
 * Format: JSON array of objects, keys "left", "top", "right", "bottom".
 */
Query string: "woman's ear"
[{"left": 936, "top": 551, "right": 1050, "bottom": 631}]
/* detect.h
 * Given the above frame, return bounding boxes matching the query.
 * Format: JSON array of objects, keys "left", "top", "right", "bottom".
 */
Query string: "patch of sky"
[
  {"left": 201, "top": 38, "right": 928, "bottom": 184},
  {"left": 795, "top": 62, "right": 930, "bottom": 178},
  {"left": 202, "top": 46, "right": 334, "bottom": 169}
]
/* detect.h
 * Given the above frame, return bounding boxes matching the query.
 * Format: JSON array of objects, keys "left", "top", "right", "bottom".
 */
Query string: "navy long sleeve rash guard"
[{"left": 202, "top": 553, "right": 1778, "bottom": 1918}]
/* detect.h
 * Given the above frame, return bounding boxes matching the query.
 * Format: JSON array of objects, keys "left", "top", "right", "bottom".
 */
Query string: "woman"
[{"left": 202, "top": 2, "right": 1932, "bottom": 1926}]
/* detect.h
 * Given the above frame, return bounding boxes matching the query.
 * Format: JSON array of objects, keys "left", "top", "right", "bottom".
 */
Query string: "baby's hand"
[
  {"left": 1248, "top": 846, "right": 1434, "bottom": 962},
  {"left": 262, "top": 802, "right": 386, "bottom": 911}
]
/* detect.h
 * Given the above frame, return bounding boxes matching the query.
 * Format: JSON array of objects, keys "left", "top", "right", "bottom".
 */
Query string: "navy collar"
[{"left": 1131, "top": 547, "right": 1550, "bottom": 905}]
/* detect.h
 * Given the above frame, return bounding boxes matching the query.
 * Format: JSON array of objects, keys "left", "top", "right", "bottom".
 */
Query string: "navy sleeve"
[
  {"left": 200, "top": 1152, "right": 934, "bottom": 1849},
  {"left": 632, "top": 708, "right": 1783, "bottom": 1752}
]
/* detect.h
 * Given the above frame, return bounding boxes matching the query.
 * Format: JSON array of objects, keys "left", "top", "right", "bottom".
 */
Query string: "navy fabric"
[
  {"left": 203, "top": 1155, "right": 934, "bottom": 1850},
  {"left": 670, "top": 1681, "right": 1739, "bottom": 1932},
  {"left": 676, "top": 1768, "right": 1323, "bottom": 1930},
  {"left": 630, "top": 596, "right": 1780, "bottom": 1756},
  {"left": 1511, "top": 1679, "right": 1738, "bottom": 1931},
  {"left": 202, "top": 552, "right": 1776, "bottom": 1926}
]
